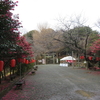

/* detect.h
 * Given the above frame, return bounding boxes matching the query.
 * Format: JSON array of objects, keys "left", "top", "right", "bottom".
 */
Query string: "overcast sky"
[{"left": 14, "top": 0, "right": 100, "bottom": 33}]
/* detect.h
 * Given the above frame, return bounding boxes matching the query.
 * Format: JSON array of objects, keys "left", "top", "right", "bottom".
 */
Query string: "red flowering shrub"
[
  {"left": 0, "top": 0, "right": 34, "bottom": 81},
  {"left": 0, "top": 0, "right": 22, "bottom": 59},
  {"left": 90, "top": 39, "right": 100, "bottom": 54},
  {"left": 17, "top": 36, "right": 34, "bottom": 58}
]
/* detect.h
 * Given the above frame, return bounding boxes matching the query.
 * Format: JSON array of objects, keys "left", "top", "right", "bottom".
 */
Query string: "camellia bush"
[
  {"left": 84, "top": 38, "right": 100, "bottom": 68},
  {"left": 0, "top": 0, "right": 21, "bottom": 59},
  {"left": 0, "top": 0, "right": 34, "bottom": 82},
  {"left": 17, "top": 36, "right": 34, "bottom": 58},
  {"left": 90, "top": 38, "right": 100, "bottom": 54},
  {"left": 16, "top": 36, "right": 34, "bottom": 75},
  {"left": 90, "top": 38, "right": 100, "bottom": 61}
]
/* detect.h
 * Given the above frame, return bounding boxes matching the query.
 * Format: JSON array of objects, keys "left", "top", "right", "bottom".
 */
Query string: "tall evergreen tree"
[{"left": 0, "top": 0, "right": 21, "bottom": 59}]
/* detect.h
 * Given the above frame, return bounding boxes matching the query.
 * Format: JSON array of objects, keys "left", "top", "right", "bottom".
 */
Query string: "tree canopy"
[{"left": 0, "top": 0, "right": 34, "bottom": 60}]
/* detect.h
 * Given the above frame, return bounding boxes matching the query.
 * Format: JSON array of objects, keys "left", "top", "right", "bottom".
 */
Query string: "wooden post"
[
  {"left": 78, "top": 54, "right": 79, "bottom": 68},
  {"left": 53, "top": 53, "right": 55, "bottom": 64},
  {"left": 45, "top": 54, "right": 46, "bottom": 64},
  {"left": 72, "top": 51, "right": 74, "bottom": 68},
  {"left": 0, "top": 72, "right": 1, "bottom": 84}
]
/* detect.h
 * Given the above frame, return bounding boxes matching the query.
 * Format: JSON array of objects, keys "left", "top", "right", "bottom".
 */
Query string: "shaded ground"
[{"left": 1, "top": 64, "right": 100, "bottom": 100}]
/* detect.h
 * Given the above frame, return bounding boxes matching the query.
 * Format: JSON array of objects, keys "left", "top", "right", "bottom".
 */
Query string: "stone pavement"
[{"left": 1, "top": 64, "right": 100, "bottom": 100}]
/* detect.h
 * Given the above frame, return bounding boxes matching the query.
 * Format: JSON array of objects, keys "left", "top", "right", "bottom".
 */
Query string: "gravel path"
[{"left": 1, "top": 64, "right": 100, "bottom": 100}]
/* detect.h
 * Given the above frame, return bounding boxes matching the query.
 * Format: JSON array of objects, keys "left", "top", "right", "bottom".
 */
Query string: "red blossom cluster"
[
  {"left": 0, "top": 0, "right": 18, "bottom": 15},
  {"left": 0, "top": 0, "right": 21, "bottom": 42},
  {"left": 17, "top": 36, "right": 34, "bottom": 58},
  {"left": 0, "top": 0, "right": 34, "bottom": 59},
  {"left": 90, "top": 39, "right": 100, "bottom": 53}
]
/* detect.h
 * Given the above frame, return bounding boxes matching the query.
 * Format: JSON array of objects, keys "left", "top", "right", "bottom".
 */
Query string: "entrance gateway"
[{"left": 42, "top": 53, "right": 57, "bottom": 64}]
